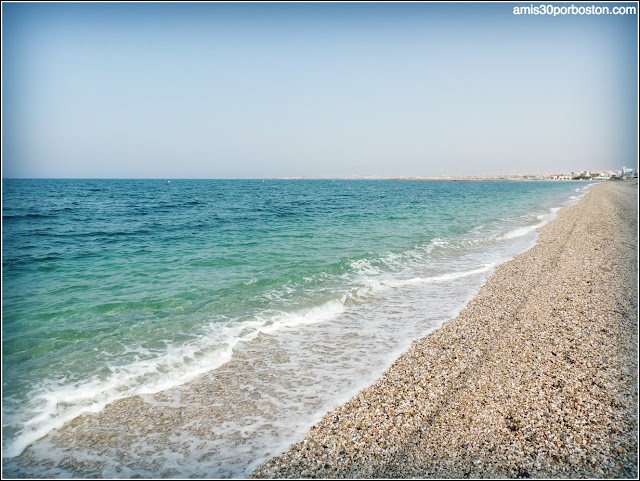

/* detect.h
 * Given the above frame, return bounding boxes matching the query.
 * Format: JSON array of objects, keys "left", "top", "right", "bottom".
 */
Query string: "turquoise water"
[{"left": 2, "top": 179, "right": 589, "bottom": 474}]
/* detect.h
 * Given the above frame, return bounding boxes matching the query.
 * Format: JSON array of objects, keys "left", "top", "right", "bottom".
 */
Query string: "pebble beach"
[{"left": 252, "top": 181, "right": 638, "bottom": 479}]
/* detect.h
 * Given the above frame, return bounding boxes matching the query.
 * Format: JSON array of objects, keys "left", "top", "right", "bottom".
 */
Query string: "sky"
[{"left": 1, "top": 2, "right": 638, "bottom": 179}]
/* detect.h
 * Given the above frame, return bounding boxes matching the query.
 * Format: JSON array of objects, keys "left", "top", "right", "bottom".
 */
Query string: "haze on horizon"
[{"left": 2, "top": 2, "right": 638, "bottom": 179}]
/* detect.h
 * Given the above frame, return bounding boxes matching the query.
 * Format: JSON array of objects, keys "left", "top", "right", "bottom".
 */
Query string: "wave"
[
  {"left": 499, "top": 207, "right": 561, "bottom": 240},
  {"left": 2, "top": 213, "right": 58, "bottom": 221},
  {"left": 2, "top": 296, "right": 348, "bottom": 459},
  {"left": 383, "top": 263, "right": 497, "bottom": 288}
]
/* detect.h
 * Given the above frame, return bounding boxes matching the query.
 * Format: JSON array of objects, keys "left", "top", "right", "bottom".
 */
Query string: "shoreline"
[
  {"left": 252, "top": 181, "right": 638, "bottom": 478},
  {"left": 2, "top": 182, "right": 635, "bottom": 479}
]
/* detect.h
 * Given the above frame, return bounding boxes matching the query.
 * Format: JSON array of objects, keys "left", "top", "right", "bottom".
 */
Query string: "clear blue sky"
[{"left": 2, "top": 2, "right": 637, "bottom": 178}]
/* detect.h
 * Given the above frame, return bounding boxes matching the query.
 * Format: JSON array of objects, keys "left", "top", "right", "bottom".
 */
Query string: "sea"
[{"left": 2, "top": 179, "right": 591, "bottom": 477}]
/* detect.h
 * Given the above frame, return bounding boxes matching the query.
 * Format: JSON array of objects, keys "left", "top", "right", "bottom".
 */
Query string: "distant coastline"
[
  {"left": 274, "top": 172, "right": 637, "bottom": 182},
  {"left": 272, "top": 168, "right": 638, "bottom": 182},
  {"left": 4, "top": 170, "right": 637, "bottom": 182},
  {"left": 389, "top": 169, "right": 638, "bottom": 182},
  {"left": 388, "top": 176, "right": 588, "bottom": 182}
]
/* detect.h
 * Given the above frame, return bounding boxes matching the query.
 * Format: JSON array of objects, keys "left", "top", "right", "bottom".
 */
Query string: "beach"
[
  {"left": 2, "top": 180, "right": 636, "bottom": 479},
  {"left": 252, "top": 181, "right": 638, "bottom": 478}
]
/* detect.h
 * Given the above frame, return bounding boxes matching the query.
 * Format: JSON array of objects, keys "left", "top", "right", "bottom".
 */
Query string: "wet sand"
[{"left": 252, "top": 181, "right": 638, "bottom": 478}]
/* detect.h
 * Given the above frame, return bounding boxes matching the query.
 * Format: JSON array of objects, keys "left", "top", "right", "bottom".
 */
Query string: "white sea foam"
[
  {"left": 499, "top": 206, "right": 562, "bottom": 240},
  {"left": 384, "top": 263, "right": 497, "bottom": 288},
  {"left": 3, "top": 338, "right": 237, "bottom": 459},
  {"left": 500, "top": 222, "right": 545, "bottom": 240},
  {"left": 254, "top": 299, "right": 346, "bottom": 334}
]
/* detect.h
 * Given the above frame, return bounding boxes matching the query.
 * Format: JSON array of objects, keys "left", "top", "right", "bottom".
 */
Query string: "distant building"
[
  {"left": 592, "top": 170, "right": 619, "bottom": 180},
  {"left": 572, "top": 171, "right": 591, "bottom": 180},
  {"left": 621, "top": 166, "right": 638, "bottom": 179}
]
